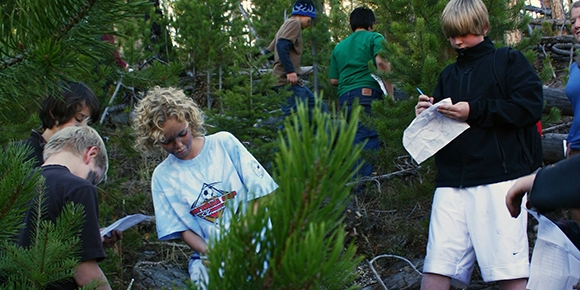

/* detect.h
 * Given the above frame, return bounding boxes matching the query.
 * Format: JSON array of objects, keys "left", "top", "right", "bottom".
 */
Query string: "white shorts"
[{"left": 422, "top": 180, "right": 529, "bottom": 288}]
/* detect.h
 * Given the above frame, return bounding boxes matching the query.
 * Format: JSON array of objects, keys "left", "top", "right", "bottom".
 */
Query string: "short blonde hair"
[
  {"left": 441, "top": 0, "right": 489, "bottom": 38},
  {"left": 43, "top": 124, "right": 108, "bottom": 176},
  {"left": 133, "top": 86, "right": 205, "bottom": 155}
]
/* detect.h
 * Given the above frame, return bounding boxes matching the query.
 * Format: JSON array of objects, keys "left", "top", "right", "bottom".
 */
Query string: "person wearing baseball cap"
[{"left": 265, "top": 0, "right": 328, "bottom": 122}]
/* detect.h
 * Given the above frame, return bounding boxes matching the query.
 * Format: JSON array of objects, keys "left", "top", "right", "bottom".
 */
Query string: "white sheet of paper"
[
  {"left": 371, "top": 74, "right": 388, "bottom": 96},
  {"left": 402, "top": 98, "right": 470, "bottom": 164},
  {"left": 100, "top": 214, "right": 154, "bottom": 237},
  {"left": 527, "top": 209, "right": 580, "bottom": 290}
]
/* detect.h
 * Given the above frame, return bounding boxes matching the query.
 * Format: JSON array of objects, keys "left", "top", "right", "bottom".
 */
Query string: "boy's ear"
[
  {"left": 83, "top": 146, "right": 99, "bottom": 164},
  {"left": 484, "top": 26, "right": 489, "bottom": 35}
]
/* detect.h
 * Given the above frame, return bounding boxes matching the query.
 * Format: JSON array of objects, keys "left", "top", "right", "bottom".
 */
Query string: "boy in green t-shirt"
[{"left": 329, "top": 6, "right": 393, "bottom": 178}]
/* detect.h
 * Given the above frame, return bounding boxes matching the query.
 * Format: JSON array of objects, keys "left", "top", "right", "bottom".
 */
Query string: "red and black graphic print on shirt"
[{"left": 189, "top": 182, "right": 237, "bottom": 223}]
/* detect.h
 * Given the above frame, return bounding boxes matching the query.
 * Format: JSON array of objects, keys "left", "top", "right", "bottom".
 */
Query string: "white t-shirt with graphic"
[{"left": 152, "top": 131, "right": 278, "bottom": 244}]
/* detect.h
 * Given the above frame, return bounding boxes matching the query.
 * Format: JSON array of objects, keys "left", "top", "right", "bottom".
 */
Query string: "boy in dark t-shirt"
[{"left": 18, "top": 124, "right": 111, "bottom": 290}]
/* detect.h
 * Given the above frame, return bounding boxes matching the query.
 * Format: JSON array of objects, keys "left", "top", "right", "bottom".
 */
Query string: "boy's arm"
[
  {"left": 469, "top": 50, "right": 543, "bottom": 127},
  {"left": 75, "top": 260, "right": 111, "bottom": 290},
  {"left": 181, "top": 230, "right": 209, "bottom": 255},
  {"left": 329, "top": 51, "right": 339, "bottom": 86},
  {"left": 506, "top": 174, "right": 535, "bottom": 217},
  {"left": 276, "top": 38, "right": 298, "bottom": 84},
  {"left": 375, "top": 55, "right": 394, "bottom": 99}
]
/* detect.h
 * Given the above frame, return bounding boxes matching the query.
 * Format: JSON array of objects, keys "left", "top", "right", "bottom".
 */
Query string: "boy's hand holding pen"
[{"left": 415, "top": 87, "right": 434, "bottom": 116}]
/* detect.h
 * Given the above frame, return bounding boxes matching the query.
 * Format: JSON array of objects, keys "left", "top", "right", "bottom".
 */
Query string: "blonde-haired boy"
[
  {"left": 415, "top": 0, "right": 543, "bottom": 289},
  {"left": 19, "top": 124, "right": 111, "bottom": 289},
  {"left": 133, "top": 86, "right": 277, "bottom": 288}
]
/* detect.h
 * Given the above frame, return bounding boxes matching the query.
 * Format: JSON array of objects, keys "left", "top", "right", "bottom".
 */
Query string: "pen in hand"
[{"left": 416, "top": 87, "right": 432, "bottom": 103}]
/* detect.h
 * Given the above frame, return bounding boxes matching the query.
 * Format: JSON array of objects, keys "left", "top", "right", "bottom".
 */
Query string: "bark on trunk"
[
  {"left": 542, "top": 133, "right": 567, "bottom": 164},
  {"left": 543, "top": 86, "right": 573, "bottom": 116}
]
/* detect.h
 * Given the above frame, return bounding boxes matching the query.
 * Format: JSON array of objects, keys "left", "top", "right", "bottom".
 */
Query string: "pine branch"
[
  {"left": 0, "top": 54, "right": 24, "bottom": 70},
  {"left": 56, "top": 0, "right": 98, "bottom": 39},
  {"left": 207, "top": 102, "right": 363, "bottom": 288}
]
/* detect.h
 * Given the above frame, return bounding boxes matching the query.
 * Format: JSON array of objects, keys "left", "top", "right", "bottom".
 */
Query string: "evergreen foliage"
[
  {"left": 366, "top": 97, "right": 420, "bottom": 172},
  {"left": 0, "top": 0, "right": 560, "bottom": 287},
  {"left": 0, "top": 144, "right": 86, "bottom": 289},
  {"left": 205, "top": 102, "right": 364, "bottom": 289},
  {"left": 373, "top": 0, "right": 541, "bottom": 95},
  {"left": 0, "top": 0, "right": 152, "bottom": 123},
  {"left": 172, "top": 0, "right": 236, "bottom": 72},
  {"left": 204, "top": 67, "right": 282, "bottom": 165},
  {"left": 1, "top": 202, "right": 85, "bottom": 289},
  {"left": 0, "top": 144, "right": 42, "bottom": 242}
]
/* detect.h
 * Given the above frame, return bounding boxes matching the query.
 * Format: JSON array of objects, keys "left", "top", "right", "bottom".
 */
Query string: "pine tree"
[
  {"left": 172, "top": 0, "right": 240, "bottom": 109},
  {"left": 372, "top": 0, "right": 541, "bottom": 95},
  {"left": 0, "top": 0, "right": 152, "bottom": 123},
  {"left": 0, "top": 144, "right": 87, "bottom": 288},
  {"left": 205, "top": 102, "right": 364, "bottom": 289},
  {"left": 0, "top": 0, "right": 156, "bottom": 287}
]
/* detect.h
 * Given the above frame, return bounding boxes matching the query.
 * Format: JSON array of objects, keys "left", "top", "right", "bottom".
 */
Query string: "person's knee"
[
  {"left": 420, "top": 273, "right": 451, "bottom": 290},
  {"left": 496, "top": 278, "right": 527, "bottom": 290}
]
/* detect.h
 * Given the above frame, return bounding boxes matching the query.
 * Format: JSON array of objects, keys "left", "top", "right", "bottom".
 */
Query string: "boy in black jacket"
[{"left": 414, "top": 0, "right": 543, "bottom": 289}]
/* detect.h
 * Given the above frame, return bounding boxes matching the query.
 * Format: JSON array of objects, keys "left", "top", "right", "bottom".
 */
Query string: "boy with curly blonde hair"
[{"left": 133, "top": 87, "right": 277, "bottom": 287}]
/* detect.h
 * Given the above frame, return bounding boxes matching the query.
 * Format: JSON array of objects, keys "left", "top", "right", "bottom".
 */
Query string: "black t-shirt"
[
  {"left": 18, "top": 164, "right": 106, "bottom": 289},
  {"left": 12, "top": 130, "right": 45, "bottom": 168}
]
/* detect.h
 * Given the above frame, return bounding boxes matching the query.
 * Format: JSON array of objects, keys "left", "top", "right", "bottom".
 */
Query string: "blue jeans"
[
  {"left": 339, "top": 88, "right": 382, "bottom": 177},
  {"left": 274, "top": 84, "right": 329, "bottom": 118}
]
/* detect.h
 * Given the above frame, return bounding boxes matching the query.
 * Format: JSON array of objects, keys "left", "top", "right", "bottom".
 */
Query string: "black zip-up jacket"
[{"left": 432, "top": 37, "right": 543, "bottom": 188}]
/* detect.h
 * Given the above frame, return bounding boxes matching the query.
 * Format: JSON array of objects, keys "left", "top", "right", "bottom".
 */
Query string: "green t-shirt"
[{"left": 329, "top": 30, "right": 385, "bottom": 97}]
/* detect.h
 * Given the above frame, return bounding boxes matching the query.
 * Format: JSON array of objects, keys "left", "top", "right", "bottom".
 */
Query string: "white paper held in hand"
[
  {"left": 402, "top": 98, "right": 470, "bottom": 164},
  {"left": 527, "top": 209, "right": 580, "bottom": 289},
  {"left": 100, "top": 213, "right": 154, "bottom": 237}
]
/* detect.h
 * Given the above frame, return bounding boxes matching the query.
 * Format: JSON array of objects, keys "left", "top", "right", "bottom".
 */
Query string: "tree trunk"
[
  {"left": 542, "top": 0, "right": 551, "bottom": 10},
  {"left": 551, "top": 0, "right": 565, "bottom": 20},
  {"left": 543, "top": 86, "right": 573, "bottom": 116},
  {"left": 505, "top": 0, "right": 522, "bottom": 45},
  {"left": 542, "top": 133, "right": 567, "bottom": 164},
  {"left": 207, "top": 70, "right": 212, "bottom": 109}
]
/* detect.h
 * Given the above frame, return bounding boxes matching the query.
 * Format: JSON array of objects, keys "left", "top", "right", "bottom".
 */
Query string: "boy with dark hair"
[
  {"left": 17, "top": 81, "right": 101, "bottom": 167},
  {"left": 18, "top": 124, "right": 111, "bottom": 290},
  {"left": 414, "top": 0, "right": 543, "bottom": 289},
  {"left": 266, "top": 0, "right": 328, "bottom": 118},
  {"left": 329, "top": 6, "right": 394, "bottom": 177}
]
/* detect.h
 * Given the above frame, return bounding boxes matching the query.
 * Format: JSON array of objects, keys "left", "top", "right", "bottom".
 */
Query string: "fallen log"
[
  {"left": 543, "top": 86, "right": 573, "bottom": 116},
  {"left": 542, "top": 133, "right": 567, "bottom": 164}
]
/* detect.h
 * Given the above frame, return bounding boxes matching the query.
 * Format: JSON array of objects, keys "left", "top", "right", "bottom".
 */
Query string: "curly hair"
[{"left": 133, "top": 86, "right": 205, "bottom": 155}]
